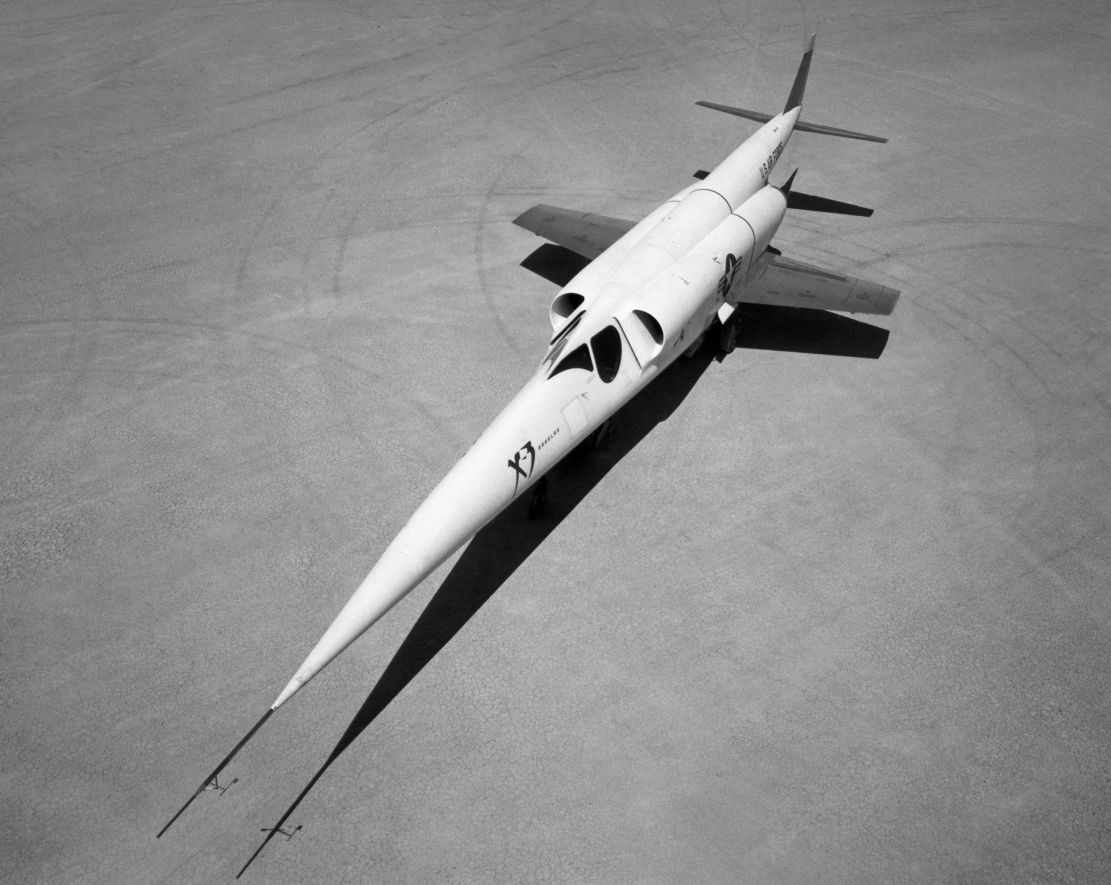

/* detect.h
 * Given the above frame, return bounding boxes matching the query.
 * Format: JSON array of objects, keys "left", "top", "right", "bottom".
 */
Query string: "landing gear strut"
[
  {"left": 588, "top": 418, "right": 612, "bottom": 449},
  {"left": 528, "top": 476, "right": 548, "bottom": 519}
]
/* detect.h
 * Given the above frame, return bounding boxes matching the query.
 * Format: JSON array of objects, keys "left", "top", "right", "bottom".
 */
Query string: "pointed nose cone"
[
  {"left": 270, "top": 542, "right": 428, "bottom": 710},
  {"left": 265, "top": 380, "right": 548, "bottom": 711},
  {"left": 271, "top": 675, "right": 304, "bottom": 710}
]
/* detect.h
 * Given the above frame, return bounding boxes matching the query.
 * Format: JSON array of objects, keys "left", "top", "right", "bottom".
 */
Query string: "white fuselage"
[{"left": 272, "top": 110, "right": 800, "bottom": 709}]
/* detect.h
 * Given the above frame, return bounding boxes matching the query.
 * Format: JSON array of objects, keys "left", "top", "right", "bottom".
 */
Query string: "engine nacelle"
[
  {"left": 550, "top": 289, "right": 585, "bottom": 324},
  {"left": 619, "top": 183, "right": 787, "bottom": 365},
  {"left": 548, "top": 184, "right": 735, "bottom": 331}
]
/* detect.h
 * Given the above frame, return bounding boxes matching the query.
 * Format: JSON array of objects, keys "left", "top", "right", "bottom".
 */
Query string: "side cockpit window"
[
  {"left": 590, "top": 325, "right": 622, "bottom": 383},
  {"left": 549, "top": 343, "right": 593, "bottom": 378},
  {"left": 550, "top": 309, "right": 584, "bottom": 347}
]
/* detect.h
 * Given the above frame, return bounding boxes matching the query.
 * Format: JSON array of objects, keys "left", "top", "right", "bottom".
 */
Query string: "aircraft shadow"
[
  {"left": 245, "top": 315, "right": 889, "bottom": 863},
  {"left": 737, "top": 303, "right": 890, "bottom": 359},
  {"left": 331, "top": 345, "right": 719, "bottom": 760},
  {"left": 241, "top": 347, "right": 720, "bottom": 862}
]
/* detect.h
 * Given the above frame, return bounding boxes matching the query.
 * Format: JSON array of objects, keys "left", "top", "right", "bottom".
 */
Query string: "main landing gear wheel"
[
  {"left": 718, "top": 318, "right": 738, "bottom": 355},
  {"left": 588, "top": 418, "right": 612, "bottom": 449}
]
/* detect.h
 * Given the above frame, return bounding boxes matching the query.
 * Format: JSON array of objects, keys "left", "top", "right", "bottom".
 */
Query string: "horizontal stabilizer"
[
  {"left": 793, "top": 119, "right": 888, "bottom": 143},
  {"left": 695, "top": 101, "right": 887, "bottom": 143},
  {"left": 788, "top": 190, "right": 873, "bottom": 216},
  {"left": 695, "top": 101, "right": 774, "bottom": 125}
]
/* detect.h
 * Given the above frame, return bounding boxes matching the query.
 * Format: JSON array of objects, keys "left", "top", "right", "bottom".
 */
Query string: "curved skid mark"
[
  {"left": 330, "top": 202, "right": 359, "bottom": 302},
  {"left": 206, "top": 3, "right": 669, "bottom": 413},
  {"left": 0, "top": 376, "right": 331, "bottom": 521},
  {"left": 890, "top": 251, "right": 1064, "bottom": 416},
  {"left": 0, "top": 315, "right": 458, "bottom": 453},
  {"left": 474, "top": 133, "right": 540, "bottom": 357},
  {"left": 885, "top": 306, "right": 1052, "bottom": 530},
  {"left": 0, "top": 316, "right": 390, "bottom": 388},
  {"left": 782, "top": 215, "right": 1111, "bottom": 318},
  {"left": 218, "top": 26, "right": 632, "bottom": 451},
  {"left": 3, "top": 4, "right": 258, "bottom": 117},
  {"left": 0, "top": 325, "right": 388, "bottom": 560},
  {"left": 432, "top": 17, "right": 727, "bottom": 357},
  {"left": 209, "top": 0, "right": 559, "bottom": 111},
  {"left": 3, "top": 200, "right": 102, "bottom": 467},
  {"left": 712, "top": 0, "right": 759, "bottom": 50},
  {"left": 864, "top": 215, "right": 1111, "bottom": 236},
  {"left": 832, "top": 215, "right": 1074, "bottom": 429},
  {"left": 843, "top": 50, "right": 1111, "bottom": 143},
  {"left": 299, "top": 186, "right": 337, "bottom": 315},
  {"left": 301, "top": 1, "right": 629, "bottom": 156}
]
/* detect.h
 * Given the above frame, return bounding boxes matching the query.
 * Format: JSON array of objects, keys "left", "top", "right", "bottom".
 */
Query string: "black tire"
[{"left": 719, "top": 319, "right": 738, "bottom": 355}]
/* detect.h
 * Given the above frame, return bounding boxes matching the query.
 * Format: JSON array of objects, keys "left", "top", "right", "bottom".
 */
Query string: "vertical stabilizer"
[{"left": 783, "top": 35, "right": 816, "bottom": 112}]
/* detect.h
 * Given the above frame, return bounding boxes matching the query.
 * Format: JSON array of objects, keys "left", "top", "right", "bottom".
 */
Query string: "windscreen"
[
  {"left": 549, "top": 343, "right": 593, "bottom": 378},
  {"left": 590, "top": 325, "right": 622, "bottom": 383}
]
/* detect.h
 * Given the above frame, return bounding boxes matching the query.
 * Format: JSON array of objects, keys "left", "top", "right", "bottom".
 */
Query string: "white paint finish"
[
  {"left": 3, "top": 4, "right": 1111, "bottom": 885},
  {"left": 272, "top": 92, "right": 797, "bottom": 713},
  {"left": 561, "top": 396, "right": 589, "bottom": 436}
]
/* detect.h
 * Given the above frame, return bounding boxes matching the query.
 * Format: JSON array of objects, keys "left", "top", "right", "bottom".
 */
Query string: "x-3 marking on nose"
[{"left": 507, "top": 441, "right": 536, "bottom": 491}]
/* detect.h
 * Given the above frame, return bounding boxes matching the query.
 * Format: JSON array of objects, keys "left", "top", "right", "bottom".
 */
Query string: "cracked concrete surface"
[{"left": 3, "top": 1, "right": 1110, "bottom": 882}]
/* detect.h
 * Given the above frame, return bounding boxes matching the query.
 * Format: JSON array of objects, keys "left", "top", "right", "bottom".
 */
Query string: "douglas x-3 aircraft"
[{"left": 159, "top": 35, "right": 900, "bottom": 854}]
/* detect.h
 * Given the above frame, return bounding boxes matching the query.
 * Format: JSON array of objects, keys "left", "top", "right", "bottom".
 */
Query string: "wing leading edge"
[{"left": 513, "top": 205, "right": 899, "bottom": 316}]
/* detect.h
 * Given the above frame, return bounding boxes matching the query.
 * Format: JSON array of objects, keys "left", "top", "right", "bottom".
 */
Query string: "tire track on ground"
[{"left": 0, "top": 317, "right": 380, "bottom": 567}]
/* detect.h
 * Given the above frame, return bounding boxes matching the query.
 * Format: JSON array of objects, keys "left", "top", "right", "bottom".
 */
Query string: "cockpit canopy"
[
  {"left": 547, "top": 319, "right": 625, "bottom": 383},
  {"left": 590, "top": 325, "right": 622, "bottom": 383},
  {"left": 549, "top": 342, "right": 593, "bottom": 378}
]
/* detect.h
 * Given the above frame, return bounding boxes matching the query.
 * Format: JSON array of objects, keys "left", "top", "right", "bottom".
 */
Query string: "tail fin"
[
  {"left": 695, "top": 34, "right": 889, "bottom": 143},
  {"left": 783, "top": 35, "right": 816, "bottom": 112},
  {"left": 778, "top": 168, "right": 799, "bottom": 197}
]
